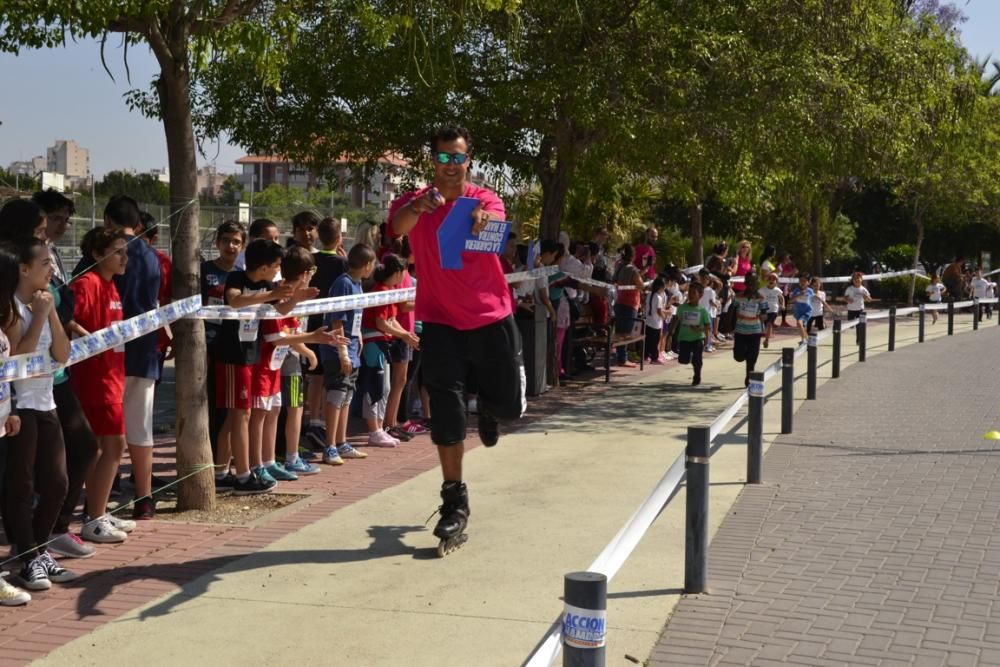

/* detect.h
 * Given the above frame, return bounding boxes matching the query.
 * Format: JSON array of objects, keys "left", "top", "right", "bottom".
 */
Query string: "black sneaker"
[
  {"left": 132, "top": 496, "right": 156, "bottom": 521},
  {"left": 215, "top": 473, "right": 237, "bottom": 492},
  {"left": 17, "top": 555, "right": 51, "bottom": 591},
  {"left": 39, "top": 551, "right": 78, "bottom": 584},
  {"left": 477, "top": 410, "right": 500, "bottom": 448},
  {"left": 692, "top": 373, "right": 701, "bottom": 386},
  {"left": 233, "top": 473, "right": 272, "bottom": 496}
]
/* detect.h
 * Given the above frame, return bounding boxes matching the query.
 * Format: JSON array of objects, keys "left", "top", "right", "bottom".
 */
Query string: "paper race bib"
[
  {"left": 0, "top": 382, "right": 8, "bottom": 403},
  {"left": 351, "top": 311, "right": 362, "bottom": 338},
  {"left": 269, "top": 345, "right": 291, "bottom": 371},
  {"left": 738, "top": 301, "right": 760, "bottom": 317},
  {"left": 239, "top": 319, "right": 260, "bottom": 342},
  {"left": 682, "top": 310, "right": 702, "bottom": 326}
]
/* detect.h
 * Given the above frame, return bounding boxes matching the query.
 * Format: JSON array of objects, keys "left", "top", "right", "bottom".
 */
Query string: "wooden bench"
[{"left": 572, "top": 318, "right": 646, "bottom": 382}]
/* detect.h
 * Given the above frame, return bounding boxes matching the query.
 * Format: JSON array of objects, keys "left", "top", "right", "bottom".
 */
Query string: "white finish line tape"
[
  {"left": 0, "top": 265, "right": 568, "bottom": 382},
  {"left": 0, "top": 296, "right": 201, "bottom": 383}
]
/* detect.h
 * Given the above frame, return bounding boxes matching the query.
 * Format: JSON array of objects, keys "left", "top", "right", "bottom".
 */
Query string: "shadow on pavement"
[{"left": 71, "top": 524, "right": 433, "bottom": 622}]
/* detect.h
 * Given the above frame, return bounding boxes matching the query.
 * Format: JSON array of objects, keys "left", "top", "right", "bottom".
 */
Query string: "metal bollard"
[
  {"left": 781, "top": 348, "right": 794, "bottom": 434},
  {"left": 858, "top": 312, "right": 867, "bottom": 362},
  {"left": 806, "top": 334, "right": 817, "bottom": 400},
  {"left": 888, "top": 306, "right": 896, "bottom": 352},
  {"left": 918, "top": 304, "right": 925, "bottom": 343},
  {"left": 684, "top": 426, "right": 710, "bottom": 594},
  {"left": 948, "top": 299, "right": 955, "bottom": 335},
  {"left": 974, "top": 298, "right": 980, "bottom": 330},
  {"left": 563, "top": 572, "right": 607, "bottom": 666},
  {"left": 747, "top": 372, "right": 765, "bottom": 484},
  {"left": 832, "top": 318, "right": 841, "bottom": 379}
]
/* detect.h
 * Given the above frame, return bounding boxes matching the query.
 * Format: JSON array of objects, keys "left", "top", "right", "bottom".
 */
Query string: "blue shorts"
[{"left": 793, "top": 305, "right": 813, "bottom": 323}]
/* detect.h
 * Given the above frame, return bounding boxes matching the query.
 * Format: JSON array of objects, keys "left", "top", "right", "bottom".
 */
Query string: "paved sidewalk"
[{"left": 652, "top": 325, "right": 1000, "bottom": 666}]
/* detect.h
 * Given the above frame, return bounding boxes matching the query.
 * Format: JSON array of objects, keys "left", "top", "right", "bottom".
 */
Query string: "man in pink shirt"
[
  {"left": 389, "top": 125, "right": 526, "bottom": 555},
  {"left": 634, "top": 226, "right": 659, "bottom": 280}
]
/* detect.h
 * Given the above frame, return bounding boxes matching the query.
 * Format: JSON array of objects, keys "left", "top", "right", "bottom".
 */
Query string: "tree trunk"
[
  {"left": 157, "top": 67, "right": 215, "bottom": 511},
  {"left": 537, "top": 156, "right": 572, "bottom": 242},
  {"left": 809, "top": 200, "right": 822, "bottom": 276},
  {"left": 689, "top": 196, "right": 703, "bottom": 267},
  {"left": 908, "top": 211, "right": 924, "bottom": 306}
]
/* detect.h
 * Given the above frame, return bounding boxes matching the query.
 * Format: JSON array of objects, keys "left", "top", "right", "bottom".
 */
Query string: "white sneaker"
[
  {"left": 338, "top": 443, "right": 369, "bottom": 459},
  {"left": 366, "top": 430, "right": 398, "bottom": 448},
  {"left": 107, "top": 513, "right": 136, "bottom": 533},
  {"left": 81, "top": 515, "right": 127, "bottom": 544},
  {"left": 0, "top": 573, "right": 30, "bottom": 606}
]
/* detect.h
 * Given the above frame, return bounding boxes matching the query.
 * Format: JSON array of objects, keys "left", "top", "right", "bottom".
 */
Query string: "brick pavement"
[{"left": 652, "top": 326, "right": 1000, "bottom": 666}]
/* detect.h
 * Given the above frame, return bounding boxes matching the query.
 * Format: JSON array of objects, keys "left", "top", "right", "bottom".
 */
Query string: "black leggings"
[
  {"left": 3, "top": 408, "right": 68, "bottom": 563},
  {"left": 52, "top": 381, "right": 98, "bottom": 534},
  {"left": 733, "top": 333, "right": 762, "bottom": 373},
  {"left": 677, "top": 340, "right": 704, "bottom": 371},
  {"left": 644, "top": 326, "right": 661, "bottom": 361}
]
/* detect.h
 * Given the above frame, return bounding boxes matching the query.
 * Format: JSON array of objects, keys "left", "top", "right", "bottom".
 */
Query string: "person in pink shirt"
[
  {"left": 731, "top": 239, "right": 753, "bottom": 294},
  {"left": 634, "top": 227, "right": 659, "bottom": 280},
  {"left": 388, "top": 125, "right": 526, "bottom": 555}
]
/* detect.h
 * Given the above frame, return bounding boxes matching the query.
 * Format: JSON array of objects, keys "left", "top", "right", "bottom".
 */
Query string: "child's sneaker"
[
  {"left": 339, "top": 443, "right": 369, "bottom": 459},
  {"left": 387, "top": 425, "right": 414, "bottom": 441},
  {"left": 81, "top": 514, "right": 127, "bottom": 544},
  {"left": 253, "top": 466, "right": 278, "bottom": 489},
  {"left": 0, "top": 573, "right": 30, "bottom": 606},
  {"left": 323, "top": 445, "right": 344, "bottom": 466},
  {"left": 39, "top": 552, "right": 78, "bottom": 584},
  {"left": 403, "top": 419, "right": 429, "bottom": 434},
  {"left": 265, "top": 461, "right": 298, "bottom": 481},
  {"left": 47, "top": 532, "right": 96, "bottom": 559},
  {"left": 16, "top": 555, "right": 51, "bottom": 591},
  {"left": 215, "top": 473, "right": 237, "bottom": 492},
  {"left": 233, "top": 473, "right": 272, "bottom": 496},
  {"left": 107, "top": 513, "right": 136, "bottom": 534},
  {"left": 297, "top": 447, "right": 318, "bottom": 462},
  {"left": 367, "top": 430, "right": 398, "bottom": 448},
  {"left": 285, "top": 457, "right": 321, "bottom": 475}
]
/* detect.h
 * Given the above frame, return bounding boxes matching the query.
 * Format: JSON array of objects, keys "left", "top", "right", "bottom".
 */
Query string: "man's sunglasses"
[{"left": 434, "top": 152, "right": 470, "bottom": 165}]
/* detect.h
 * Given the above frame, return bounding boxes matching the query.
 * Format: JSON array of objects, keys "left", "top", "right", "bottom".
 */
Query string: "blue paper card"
[{"left": 437, "top": 196, "right": 512, "bottom": 270}]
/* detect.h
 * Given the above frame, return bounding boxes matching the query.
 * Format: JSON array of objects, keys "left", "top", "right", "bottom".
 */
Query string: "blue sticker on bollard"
[
  {"left": 748, "top": 380, "right": 765, "bottom": 397},
  {"left": 563, "top": 603, "right": 606, "bottom": 649},
  {"left": 808, "top": 335, "right": 818, "bottom": 347}
]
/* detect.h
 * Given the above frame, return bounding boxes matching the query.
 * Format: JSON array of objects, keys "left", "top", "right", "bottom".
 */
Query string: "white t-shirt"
[
  {"left": 971, "top": 277, "right": 992, "bottom": 300},
  {"left": 759, "top": 286, "right": 782, "bottom": 313},
  {"left": 700, "top": 286, "right": 718, "bottom": 318},
  {"left": 810, "top": 290, "right": 826, "bottom": 317},
  {"left": 926, "top": 283, "right": 945, "bottom": 303},
  {"left": 12, "top": 295, "right": 56, "bottom": 412},
  {"left": 845, "top": 285, "right": 870, "bottom": 312},
  {"left": 0, "top": 327, "right": 10, "bottom": 437},
  {"left": 645, "top": 291, "right": 666, "bottom": 329}
]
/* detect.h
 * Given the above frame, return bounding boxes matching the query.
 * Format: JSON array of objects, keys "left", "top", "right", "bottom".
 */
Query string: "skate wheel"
[{"left": 436, "top": 533, "right": 469, "bottom": 557}]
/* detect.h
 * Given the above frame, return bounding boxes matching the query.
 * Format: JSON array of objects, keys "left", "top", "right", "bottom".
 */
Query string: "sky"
[{"left": 1, "top": 1, "right": 998, "bottom": 179}]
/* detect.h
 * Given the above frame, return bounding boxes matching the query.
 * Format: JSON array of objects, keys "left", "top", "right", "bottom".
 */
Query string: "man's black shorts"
[{"left": 421, "top": 315, "right": 526, "bottom": 446}]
